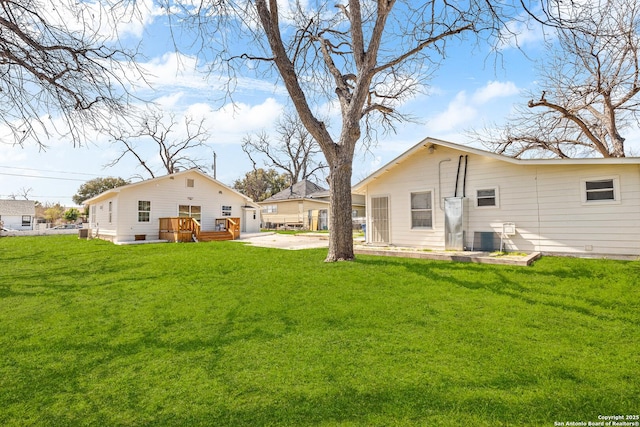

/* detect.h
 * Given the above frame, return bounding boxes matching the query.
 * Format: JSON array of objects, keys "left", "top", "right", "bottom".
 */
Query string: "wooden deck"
[{"left": 159, "top": 217, "right": 240, "bottom": 242}]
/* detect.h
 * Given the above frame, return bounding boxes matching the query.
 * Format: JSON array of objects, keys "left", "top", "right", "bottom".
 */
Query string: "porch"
[{"left": 159, "top": 217, "right": 240, "bottom": 242}]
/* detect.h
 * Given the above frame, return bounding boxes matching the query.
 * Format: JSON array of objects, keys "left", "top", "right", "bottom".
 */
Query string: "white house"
[
  {"left": 84, "top": 169, "right": 261, "bottom": 243},
  {"left": 0, "top": 199, "right": 36, "bottom": 230},
  {"left": 353, "top": 137, "right": 640, "bottom": 257}
]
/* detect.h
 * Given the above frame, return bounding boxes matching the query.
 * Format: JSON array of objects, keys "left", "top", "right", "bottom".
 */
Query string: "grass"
[{"left": 0, "top": 235, "right": 638, "bottom": 426}]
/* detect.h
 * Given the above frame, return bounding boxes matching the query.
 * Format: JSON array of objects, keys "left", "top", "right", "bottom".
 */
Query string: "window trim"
[
  {"left": 476, "top": 187, "right": 499, "bottom": 208},
  {"left": 410, "top": 190, "right": 434, "bottom": 230},
  {"left": 186, "top": 178, "right": 195, "bottom": 188},
  {"left": 581, "top": 176, "right": 620, "bottom": 205}
]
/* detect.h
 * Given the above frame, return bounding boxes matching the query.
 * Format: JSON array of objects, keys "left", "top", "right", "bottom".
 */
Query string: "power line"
[
  {"left": 0, "top": 195, "right": 73, "bottom": 199},
  {"left": 0, "top": 165, "right": 104, "bottom": 177},
  {"left": 0, "top": 171, "right": 86, "bottom": 182}
]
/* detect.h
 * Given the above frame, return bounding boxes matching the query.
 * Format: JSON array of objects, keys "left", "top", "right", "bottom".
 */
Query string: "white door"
[{"left": 370, "top": 196, "right": 390, "bottom": 244}]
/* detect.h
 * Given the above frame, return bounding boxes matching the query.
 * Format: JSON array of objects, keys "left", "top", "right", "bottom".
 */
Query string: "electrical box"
[
  {"left": 444, "top": 197, "right": 468, "bottom": 251},
  {"left": 502, "top": 222, "right": 516, "bottom": 236}
]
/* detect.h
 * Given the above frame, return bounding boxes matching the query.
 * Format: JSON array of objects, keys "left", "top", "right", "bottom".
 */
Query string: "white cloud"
[
  {"left": 114, "top": 0, "right": 163, "bottom": 39},
  {"left": 472, "top": 81, "right": 519, "bottom": 104},
  {"left": 153, "top": 92, "right": 187, "bottom": 109},
  {"left": 429, "top": 92, "right": 477, "bottom": 133},
  {"left": 184, "top": 98, "right": 284, "bottom": 141},
  {"left": 132, "top": 52, "right": 288, "bottom": 104},
  {"left": 428, "top": 81, "right": 519, "bottom": 133},
  {"left": 498, "top": 8, "right": 550, "bottom": 51},
  {"left": 138, "top": 52, "right": 210, "bottom": 91}
]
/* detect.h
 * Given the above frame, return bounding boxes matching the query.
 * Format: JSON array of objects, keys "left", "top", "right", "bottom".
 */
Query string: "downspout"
[
  {"left": 364, "top": 186, "right": 369, "bottom": 243},
  {"left": 463, "top": 155, "right": 469, "bottom": 197},
  {"left": 454, "top": 155, "right": 463, "bottom": 197},
  {"left": 535, "top": 167, "right": 542, "bottom": 252},
  {"left": 438, "top": 158, "right": 452, "bottom": 210}
]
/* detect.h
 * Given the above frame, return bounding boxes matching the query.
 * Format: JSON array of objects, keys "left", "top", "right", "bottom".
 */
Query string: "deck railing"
[
  {"left": 226, "top": 217, "right": 240, "bottom": 239},
  {"left": 159, "top": 217, "right": 201, "bottom": 242},
  {"left": 159, "top": 217, "right": 241, "bottom": 242},
  {"left": 214, "top": 217, "right": 240, "bottom": 240}
]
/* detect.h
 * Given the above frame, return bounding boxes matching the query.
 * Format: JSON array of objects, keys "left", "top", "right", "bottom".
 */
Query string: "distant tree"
[
  {"left": 8, "top": 187, "right": 33, "bottom": 200},
  {"left": 64, "top": 208, "right": 80, "bottom": 223},
  {"left": 478, "top": 0, "right": 640, "bottom": 158},
  {"left": 0, "top": 0, "right": 140, "bottom": 148},
  {"left": 106, "top": 107, "right": 212, "bottom": 179},
  {"left": 242, "top": 110, "right": 327, "bottom": 185},
  {"left": 233, "top": 168, "right": 290, "bottom": 202},
  {"left": 73, "top": 177, "right": 130, "bottom": 205},
  {"left": 43, "top": 203, "right": 65, "bottom": 224}
]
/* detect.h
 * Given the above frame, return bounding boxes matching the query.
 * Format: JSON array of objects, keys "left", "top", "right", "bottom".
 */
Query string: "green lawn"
[{"left": 0, "top": 236, "right": 638, "bottom": 426}]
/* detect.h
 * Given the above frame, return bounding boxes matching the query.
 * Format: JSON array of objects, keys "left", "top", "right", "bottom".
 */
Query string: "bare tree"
[
  {"left": 9, "top": 187, "right": 33, "bottom": 200},
  {"left": 106, "top": 107, "right": 212, "bottom": 179},
  {"left": 242, "top": 110, "right": 327, "bottom": 185},
  {"left": 478, "top": 0, "right": 640, "bottom": 158},
  {"left": 0, "top": 0, "right": 143, "bottom": 149},
  {"left": 165, "top": 0, "right": 509, "bottom": 261}
]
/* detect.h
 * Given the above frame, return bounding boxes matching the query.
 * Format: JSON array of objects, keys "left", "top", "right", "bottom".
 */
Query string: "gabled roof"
[
  {"left": 83, "top": 169, "right": 257, "bottom": 206},
  {"left": 261, "top": 179, "right": 327, "bottom": 202},
  {"left": 353, "top": 136, "right": 640, "bottom": 192},
  {"left": 0, "top": 199, "right": 36, "bottom": 215}
]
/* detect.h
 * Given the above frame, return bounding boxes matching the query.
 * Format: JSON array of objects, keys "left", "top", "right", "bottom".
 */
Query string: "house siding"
[
  {"left": 361, "top": 144, "right": 640, "bottom": 256},
  {"left": 92, "top": 195, "right": 118, "bottom": 240}
]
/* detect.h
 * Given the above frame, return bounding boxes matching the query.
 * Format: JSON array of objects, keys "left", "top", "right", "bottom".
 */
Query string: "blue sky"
[{"left": 2, "top": 1, "right": 636, "bottom": 206}]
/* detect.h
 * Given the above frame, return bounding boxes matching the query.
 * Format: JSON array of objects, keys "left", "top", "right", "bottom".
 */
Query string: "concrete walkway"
[
  {"left": 354, "top": 245, "right": 541, "bottom": 266},
  {"left": 236, "top": 232, "right": 540, "bottom": 266},
  {"left": 235, "top": 232, "right": 329, "bottom": 250}
]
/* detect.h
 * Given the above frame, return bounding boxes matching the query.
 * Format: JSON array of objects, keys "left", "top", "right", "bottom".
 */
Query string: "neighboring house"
[
  {"left": 84, "top": 169, "right": 260, "bottom": 243},
  {"left": 259, "top": 179, "right": 366, "bottom": 230},
  {"left": 353, "top": 137, "right": 640, "bottom": 257},
  {"left": 0, "top": 199, "right": 35, "bottom": 230}
]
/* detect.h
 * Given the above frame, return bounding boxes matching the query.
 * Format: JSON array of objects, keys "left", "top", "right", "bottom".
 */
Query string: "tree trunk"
[
  {"left": 325, "top": 158, "right": 354, "bottom": 262},
  {"left": 609, "top": 132, "right": 626, "bottom": 157}
]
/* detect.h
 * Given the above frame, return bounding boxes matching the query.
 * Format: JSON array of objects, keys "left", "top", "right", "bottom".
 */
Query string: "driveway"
[{"left": 237, "top": 232, "right": 329, "bottom": 250}]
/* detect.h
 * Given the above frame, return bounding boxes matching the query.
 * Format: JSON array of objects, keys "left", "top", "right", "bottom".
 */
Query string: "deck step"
[{"left": 198, "top": 231, "right": 235, "bottom": 242}]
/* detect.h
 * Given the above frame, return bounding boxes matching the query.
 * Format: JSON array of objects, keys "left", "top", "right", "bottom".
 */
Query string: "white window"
[
  {"left": 261, "top": 205, "right": 277, "bottom": 214},
  {"left": 138, "top": 201, "right": 151, "bottom": 222},
  {"left": 22, "top": 215, "right": 31, "bottom": 226},
  {"left": 585, "top": 179, "right": 614, "bottom": 201},
  {"left": 411, "top": 191, "right": 432, "bottom": 229},
  {"left": 179, "top": 205, "right": 201, "bottom": 221},
  {"left": 582, "top": 177, "right": 619, "bottom": 204},
  {"left": 476, "top": 188, "right": 497, "bottom": 207},
  {"left": 221, "top": 205, "right": 232, "bottom": 217}
]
